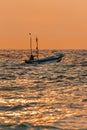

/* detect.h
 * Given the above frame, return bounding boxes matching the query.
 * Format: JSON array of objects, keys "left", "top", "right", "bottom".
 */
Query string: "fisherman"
[{"left": 29, "top": 54, "right": 34, "bottom": 61}]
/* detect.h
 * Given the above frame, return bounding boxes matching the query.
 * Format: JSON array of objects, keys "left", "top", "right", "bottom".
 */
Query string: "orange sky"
[{"left": 0, "top": 0, "right": 87, "bottom": 49}]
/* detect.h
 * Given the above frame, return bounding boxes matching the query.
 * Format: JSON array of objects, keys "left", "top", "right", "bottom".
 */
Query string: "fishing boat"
[
  {"left": 25, "top": 33, "right": 64, "bottom": 64},
  {"left": 25, "top": 53, "right": 64, "bottom": 64}
]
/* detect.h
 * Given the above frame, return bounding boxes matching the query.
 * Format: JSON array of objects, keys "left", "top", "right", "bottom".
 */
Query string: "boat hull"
[{"left": 25, "top": 53, "right": 64, "bottom": 64}]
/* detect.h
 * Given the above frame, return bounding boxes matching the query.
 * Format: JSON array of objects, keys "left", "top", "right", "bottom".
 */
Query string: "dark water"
[{"left": 0, "top": 49, "right": 87, "bottom": 130}]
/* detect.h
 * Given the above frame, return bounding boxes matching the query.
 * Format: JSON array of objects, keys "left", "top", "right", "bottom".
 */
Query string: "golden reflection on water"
[
  {"left": 0, "top": 83, "right": 87, "bottom": 129},
  {"left": 0, "top": 50, "right": 87, "bottom": 129}
]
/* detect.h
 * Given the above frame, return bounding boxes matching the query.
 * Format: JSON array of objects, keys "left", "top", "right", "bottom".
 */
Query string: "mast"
[
  {"left": 36, "top": 37, "right": 39, "bottom": 59},
  {"left": 29, "top": 33, "right": 32, "bottom": 55}
]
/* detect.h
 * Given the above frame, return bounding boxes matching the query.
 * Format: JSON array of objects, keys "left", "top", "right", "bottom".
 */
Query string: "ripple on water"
[
  {"left": 0, "top": 86, "right": 24, "bottom": 91},
  {"left": 0, "top": 50, "right": 87, "bottom": 129}
]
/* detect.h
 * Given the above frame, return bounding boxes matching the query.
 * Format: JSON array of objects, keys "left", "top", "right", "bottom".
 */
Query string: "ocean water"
[{"left": 0, "top": 49, "right": 87, "bottom": 130}]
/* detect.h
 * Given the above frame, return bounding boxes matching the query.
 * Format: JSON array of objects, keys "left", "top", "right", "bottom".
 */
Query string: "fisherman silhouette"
[{"left": 29, "top": 54, "right": 34, "bottom": 61}]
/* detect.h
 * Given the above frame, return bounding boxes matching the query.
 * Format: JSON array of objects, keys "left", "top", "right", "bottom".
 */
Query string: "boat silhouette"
[{"left": 25, "top": 33, "right": 64, "bottom": 64}]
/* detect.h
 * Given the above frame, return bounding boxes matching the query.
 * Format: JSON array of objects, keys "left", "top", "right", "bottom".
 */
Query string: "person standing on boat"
[{"left": 29, "top": 54, "right": 34, "bottom": 61}]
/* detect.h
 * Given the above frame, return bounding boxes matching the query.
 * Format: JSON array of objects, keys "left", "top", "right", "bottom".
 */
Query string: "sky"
[{"left": 0, "top": 0, "right": 87, "bottom": 49}]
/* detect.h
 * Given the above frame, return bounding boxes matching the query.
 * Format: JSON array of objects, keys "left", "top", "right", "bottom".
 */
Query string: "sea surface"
[{"left": 0, "top": 49, "right": 87, "bottom": 130}]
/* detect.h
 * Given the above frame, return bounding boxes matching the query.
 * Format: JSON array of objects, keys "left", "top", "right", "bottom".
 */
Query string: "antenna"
[
  {"left": 29, "top": 33, "right": 32, "bottom": 55},
  {"left": 36, "top": 37, "right": 39, "bottom": 59}
]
